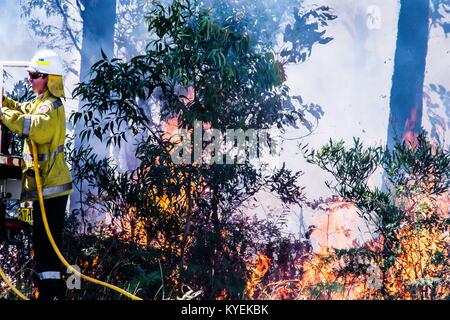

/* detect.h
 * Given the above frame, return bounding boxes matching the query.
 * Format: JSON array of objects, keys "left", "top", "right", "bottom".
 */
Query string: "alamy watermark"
[
  {"left": 66, "top": 265, "right": 81, "bottom": 290},
  {"left": 170, "top": 120, "right": 282, "bottom": 167}
]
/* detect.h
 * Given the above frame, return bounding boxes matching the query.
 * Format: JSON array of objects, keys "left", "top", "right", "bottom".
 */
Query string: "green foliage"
[
  {"left": 69, "top": 0, "right": 309, "bottom": 299},
  {"left": 282, "top": 6, "right": 337, "bottom": 63},
  {"left": 62, "top": 219, "right": 163, "bottom": 300},
  {"left": 203, "top": 0, "right": 299, "bottom": 48},
  {"left": 203, "top": 0, "right": 337, "bottom": 63},
  {"left": 307, "top": 282, "right": 343, "bottom": 299},
  {"left": 72, "top": 1, "right": 306, "bottom": 146},
  {"left": 384, "top": 134, "right": 449, "bottom": 196},
  {"left": 305, "top": 132, "right": 449, "bottom": 299}
]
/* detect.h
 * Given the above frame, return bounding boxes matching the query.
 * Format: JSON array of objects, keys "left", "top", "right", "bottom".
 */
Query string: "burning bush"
[{"left": 249, "top": 133, "right": 448, "bottom": 300}]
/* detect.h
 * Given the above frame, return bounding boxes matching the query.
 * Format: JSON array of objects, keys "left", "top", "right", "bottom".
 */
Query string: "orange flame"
[
  {"left": 246, "top": 254, "right": 271, "bottom": 298},
  {"left": 250, "top": 188, "right": 448, "bottom": 300},
  {"left": 403, "top": 103, "right": 419, "bottom": 144},
  {"left": 216, "top": 288, "right": 228, "bottom": 300}
]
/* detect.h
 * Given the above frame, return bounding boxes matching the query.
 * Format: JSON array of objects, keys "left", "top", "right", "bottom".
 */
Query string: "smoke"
[{"left": 0, "top": 0, "right": 38, "bottom": 91}]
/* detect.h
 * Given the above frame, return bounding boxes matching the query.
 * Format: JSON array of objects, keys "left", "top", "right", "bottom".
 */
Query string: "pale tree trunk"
[{"left": 71, "top": 0, "right": 118, "bottom": 214}]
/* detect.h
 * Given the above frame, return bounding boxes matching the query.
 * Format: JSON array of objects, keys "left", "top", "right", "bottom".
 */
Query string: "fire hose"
[
  {"left": 0, "top": 59, "right": 142, "bottom": 299},
  {"left": 0, "top": 267, "right": 29, "bottom": 300},
  {"left": 30, "top": 141, "right": 142, "bottom": 300},
  {"left": 0, "top": 141, "right": 143, "bottom": 300}
]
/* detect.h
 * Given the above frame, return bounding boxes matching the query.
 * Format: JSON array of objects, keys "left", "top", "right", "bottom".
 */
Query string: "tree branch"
[{"left": 55, "top": 0, "right": 82, "bottom": 53}]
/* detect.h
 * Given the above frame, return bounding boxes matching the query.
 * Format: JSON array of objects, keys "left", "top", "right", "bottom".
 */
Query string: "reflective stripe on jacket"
[{"left": 1, "top": 90, "right": 73, "bottom": 201}]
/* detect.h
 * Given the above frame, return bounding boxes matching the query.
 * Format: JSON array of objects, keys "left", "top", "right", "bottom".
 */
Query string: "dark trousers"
[{"left": 33, "top": 195, "right": 67, "bottom": 300}]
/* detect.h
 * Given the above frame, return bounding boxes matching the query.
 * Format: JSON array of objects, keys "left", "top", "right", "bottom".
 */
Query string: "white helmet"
[{"left": 27, "top": 49, "right": 64, "bottom": 76}]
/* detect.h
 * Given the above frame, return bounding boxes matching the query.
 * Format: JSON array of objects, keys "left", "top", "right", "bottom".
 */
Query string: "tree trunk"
[
  {"left": 71, "top": 0, "right": 117, "bottom": 213},
  {"left": 386, "top": 0, "right": 430, "bottom": 149}
]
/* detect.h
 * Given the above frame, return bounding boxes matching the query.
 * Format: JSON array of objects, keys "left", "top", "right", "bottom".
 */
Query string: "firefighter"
[{"left": 0, "top": 49, "right": 72, "bottom": 300}]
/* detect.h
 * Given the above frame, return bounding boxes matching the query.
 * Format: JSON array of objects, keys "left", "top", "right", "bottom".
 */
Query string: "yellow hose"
[
  {"left": 0, "top": 266, "right": 29, "bottom": 300},
  {"left": 31, "top": 141, "right": 142, "bottom": 300}
]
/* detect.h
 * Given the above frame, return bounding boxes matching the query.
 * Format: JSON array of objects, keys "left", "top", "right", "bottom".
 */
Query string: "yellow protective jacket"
[{"left": 1, "top": 90, "right": 72, "bottom": 201}]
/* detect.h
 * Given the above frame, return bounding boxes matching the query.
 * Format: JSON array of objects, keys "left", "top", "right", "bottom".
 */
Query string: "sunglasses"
[{"left": 28, "top": 72, "right": 48, "bottom": 79}]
